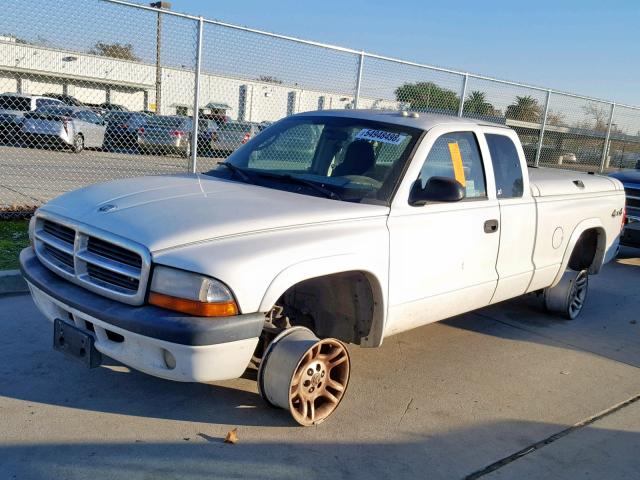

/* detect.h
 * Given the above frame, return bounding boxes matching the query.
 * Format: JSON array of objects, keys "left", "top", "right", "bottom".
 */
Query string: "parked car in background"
[
  {"left": 103, "top": 111, "right": 149, "bottom": 150},
  {"left": 99, "top": 103, "right": 128, "bottom": 112},
  {"left": 43, "top": 93, "right": 86, "bottom": 107},
  {"left": 210, "top": 120, "right": 261, "bottom": 157},
  {"left": 137, "top": 115, "right": 217, "bottom": 157},
  {"left": 0, "top": 93, "right": 63, "bottom": 142},
  {"left": 609, "top": 169, "right": 640, "bottom": 247},
  {"left": 557, "top": 152, "right": 577, "bottom": 164},
  {"left": 21, "top": 105, "right": 106, "bottom": 153}
]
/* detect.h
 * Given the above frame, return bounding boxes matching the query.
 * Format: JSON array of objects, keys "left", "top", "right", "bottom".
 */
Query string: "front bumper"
[{"left": 20, "top": 248, "right": 262, "bottom": 382}]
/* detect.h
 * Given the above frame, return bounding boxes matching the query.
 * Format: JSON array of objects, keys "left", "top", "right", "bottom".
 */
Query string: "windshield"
[
  {"left": 223, "top": 121, "right": 253, "bottom": 132},
  {"left": 37, "top": 106, "right": 74, "bottom": 116},
  {"left": 204, "top": 115, "right": 422, "bottom": 205}
]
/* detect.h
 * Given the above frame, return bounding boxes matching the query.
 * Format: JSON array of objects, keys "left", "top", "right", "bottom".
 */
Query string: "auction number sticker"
[{"left": 356, "top": 129, "right": 407, "bottom": 145}]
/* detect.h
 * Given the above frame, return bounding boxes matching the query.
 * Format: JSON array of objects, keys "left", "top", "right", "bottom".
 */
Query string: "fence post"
[
  {"left": 190, "top": 16, "right": 204, "bottom": 173},
  {"left": 534, "top": 89, "right": 552, "bottom": 167},
  {"left": 599, "top": 102, "right": 616, "bottom": 173},
  {"left": 457, "top": 73, "right": 468, "bottom": 117},
  {"left": 353, "top": 51, "right": 365, "bottom": 109}
]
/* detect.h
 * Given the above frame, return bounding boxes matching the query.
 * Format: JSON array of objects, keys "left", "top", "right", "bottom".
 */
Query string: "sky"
[{"left": 157, "top": 0, "right": 640, "bottom": 107}]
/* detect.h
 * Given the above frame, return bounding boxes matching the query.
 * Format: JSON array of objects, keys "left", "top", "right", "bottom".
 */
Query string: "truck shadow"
[
  {"left": 1, "top": 420, "right": 639, "bottom": 479},
  {"left": 0, "top": 294, "right": 293, "bottom": 427},
  {"left": 443, "top": 248, "right": 640, "bottom": 368}
]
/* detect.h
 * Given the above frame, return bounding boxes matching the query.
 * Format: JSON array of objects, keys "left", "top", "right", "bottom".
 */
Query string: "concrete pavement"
[{"left": 0, "top": 248, "right": 639, "bottom": 479}]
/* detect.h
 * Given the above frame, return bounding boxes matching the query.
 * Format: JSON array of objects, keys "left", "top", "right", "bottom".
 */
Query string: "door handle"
[{"left": 484, "top": 219, "right": 499, "bottom": 233}]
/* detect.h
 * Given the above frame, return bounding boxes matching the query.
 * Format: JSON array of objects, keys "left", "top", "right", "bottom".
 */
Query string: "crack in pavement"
[
  {"left": 462, "top": 309, "right": 640, "bottom": 479},
  {"left": 464, "top": 393, "right": 640, "bottom": 479},
  {"left": 398, "top": 397, "right": 414, "bottom": 426}
]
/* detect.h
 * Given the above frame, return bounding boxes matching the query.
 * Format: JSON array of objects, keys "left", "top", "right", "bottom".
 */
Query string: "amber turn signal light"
[{"left": 149, "top": 292, "right": 238, "bottom": 317}]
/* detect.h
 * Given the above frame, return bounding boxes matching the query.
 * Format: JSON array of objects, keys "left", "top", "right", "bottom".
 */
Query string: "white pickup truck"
[{"left": 20, "top": 110, "right": 625, "bottom": 426}]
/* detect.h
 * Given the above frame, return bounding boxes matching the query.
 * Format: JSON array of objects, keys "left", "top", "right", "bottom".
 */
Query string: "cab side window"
[
  {"left": 418, "top": 131, "right": 487, "bottom": 199},
  {"left": 485, "top": 134, "right": 524, "bottom": 198}
]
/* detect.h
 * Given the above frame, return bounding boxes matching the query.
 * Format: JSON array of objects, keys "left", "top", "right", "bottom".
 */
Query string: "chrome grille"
[
  {"left": 86, "top": 264, "right": 140, "bottom": 292},
  {"left": 43, "top": 220, "right": 75, "bottom": 244},
  {"left": 43, "top": 244, "right": 74, "bottom": 271},
  {"left": 625, "top": 187, "right": 640, "bottom": 209},
  {"left": 33, "top": 213, "right": 151, "bottom": 305},
  {"left": 87, "top": 237, "right": 142, "bottom": 269}
]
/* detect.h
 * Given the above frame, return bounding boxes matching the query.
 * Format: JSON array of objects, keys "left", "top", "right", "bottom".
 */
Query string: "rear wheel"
[
  {"left": 544, "top": 269, "right": 589, "bottom": 320},
  {"left": 71, "top": 134, "right": 84, "bottom": 153}
]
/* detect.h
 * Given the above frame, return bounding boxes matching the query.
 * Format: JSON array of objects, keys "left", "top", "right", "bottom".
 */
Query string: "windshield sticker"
[{"left": 356, "top": 129, "right": 407, "bottom": 145}]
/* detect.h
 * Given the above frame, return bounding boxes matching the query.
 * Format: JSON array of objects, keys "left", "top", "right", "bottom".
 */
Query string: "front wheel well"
[
  {"left": 272, "top": 271, "right": 382, "bottom": 346},
  {"left": 568, "top": 227, "right": 605, "bottom": 273}
]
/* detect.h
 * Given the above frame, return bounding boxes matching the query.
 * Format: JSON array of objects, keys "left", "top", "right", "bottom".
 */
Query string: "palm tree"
[
  {"left": 505, "top": 95, "right": 541, "bottom": 122},
  {"left": 463, "top": 91, "right": 494, "bottom": 116}
]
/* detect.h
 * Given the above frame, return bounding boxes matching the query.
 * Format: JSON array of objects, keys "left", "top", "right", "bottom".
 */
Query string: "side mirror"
[{"left": 410, "top": 176, "right": 466, "bottom": 206}]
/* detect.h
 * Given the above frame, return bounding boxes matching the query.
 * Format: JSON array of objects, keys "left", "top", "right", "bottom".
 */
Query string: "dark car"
[
  {"left": 99, "top": 103, "right": 129, "bottom": 112},
  {"left": 137, "top": 115, "right": 218, "bottom": 157},
  {"left": 104, "top": 111, "right": 149, "bottom": 150},
  {"left": 609, "top": 169, "right": 640, "bottom": 247}
]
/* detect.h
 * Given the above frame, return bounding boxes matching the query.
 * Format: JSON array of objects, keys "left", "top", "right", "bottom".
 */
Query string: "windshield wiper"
[
  {"left": 255, "top": 171, "right": 342, "bottom": 200},
  {"left": 217, "top": 162, "right": 255, "bottom": 184}
]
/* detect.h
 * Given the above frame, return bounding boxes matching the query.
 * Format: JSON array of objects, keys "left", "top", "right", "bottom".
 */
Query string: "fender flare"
[
  {"left": 550, "top": 218, "right": 606, "bottom": 288},
  {"left": 258, "top": 254, "right": 387, "bottom": 347}
]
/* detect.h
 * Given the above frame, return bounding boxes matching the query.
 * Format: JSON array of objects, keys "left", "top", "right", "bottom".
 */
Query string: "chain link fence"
[{"left": 1, "top": 0, "right": 639, "bottom": 216}]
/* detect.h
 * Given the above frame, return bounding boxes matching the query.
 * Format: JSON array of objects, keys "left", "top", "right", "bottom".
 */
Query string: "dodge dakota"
[{"left": 20, "top": 109, "right": 626, "bottom": 425}]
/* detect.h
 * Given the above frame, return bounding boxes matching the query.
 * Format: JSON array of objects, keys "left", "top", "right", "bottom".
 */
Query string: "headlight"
[{"left": 148, "top": 265, "right": 238, "bottom": 317}]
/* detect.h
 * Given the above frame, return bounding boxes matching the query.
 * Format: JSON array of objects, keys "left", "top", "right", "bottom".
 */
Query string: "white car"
[
  {"left": 0, "top": 92, "right": 63, "bottom": 142},
  {"left": 21, "top": 105, "right": 106, "bottom": 152},
  {"left": 20, "top": 110, "right": 625, "bottom": 425}
]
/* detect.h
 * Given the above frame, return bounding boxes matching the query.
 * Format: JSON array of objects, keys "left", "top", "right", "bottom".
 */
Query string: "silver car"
[
  {"left": 137, "top": 115, "right": 193, "bottom": 157},
  {"left": 137, "top": 115, "right": 216, "bottom": 157},
  {"left": 21, "top": 106, "right": 106, "bottom": 153},
  {"left": 210, "top": 121, "right": 262, "bottom": 157}
]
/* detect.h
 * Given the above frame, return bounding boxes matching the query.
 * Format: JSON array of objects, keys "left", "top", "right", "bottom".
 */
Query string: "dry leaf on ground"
[{"left": 224, "top": 428, "right": 238, "bottom": 444}]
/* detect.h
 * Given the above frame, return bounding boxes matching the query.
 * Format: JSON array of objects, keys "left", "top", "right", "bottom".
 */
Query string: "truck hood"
[{"left": 40, "top": 174, "right": 389, "bottom": 252}]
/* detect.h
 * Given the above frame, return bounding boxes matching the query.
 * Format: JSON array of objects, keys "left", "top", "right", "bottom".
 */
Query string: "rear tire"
[
  {"left": 544, "top": 269, "right": 589, "bottom": 320},
  {"left": 72, "top": 134, "right": 84, "bottom": 153}
]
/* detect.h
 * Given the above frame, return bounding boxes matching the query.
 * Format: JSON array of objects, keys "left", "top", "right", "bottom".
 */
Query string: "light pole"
[{"left": 150, "top": 2, "right": 171, "bottom": 115}]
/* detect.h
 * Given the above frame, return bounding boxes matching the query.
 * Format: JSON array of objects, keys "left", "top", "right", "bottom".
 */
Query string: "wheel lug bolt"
[{"left": 307, "top": 368, "right": 314, "bottom": 376}]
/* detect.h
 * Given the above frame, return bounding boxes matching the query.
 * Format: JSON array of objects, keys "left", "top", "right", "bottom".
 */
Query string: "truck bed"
[{"left": 528, "top": 167, "right": 622, "bottom": 197}]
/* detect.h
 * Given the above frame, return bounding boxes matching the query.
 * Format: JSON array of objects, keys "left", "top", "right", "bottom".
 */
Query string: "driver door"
[{"left": 385, "top": 127, "right": 500, "bottom": 336}]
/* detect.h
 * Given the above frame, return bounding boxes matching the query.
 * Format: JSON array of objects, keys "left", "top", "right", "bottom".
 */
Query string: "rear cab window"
[
  {"left": 418, "top": 131, "right": 487, "bottom": 200},
  {"left": 485, "top": 134, "right": 524, "bottom": 198},
  {"left": 36, "top": 98, "right": 62, "bottom": 109}
]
